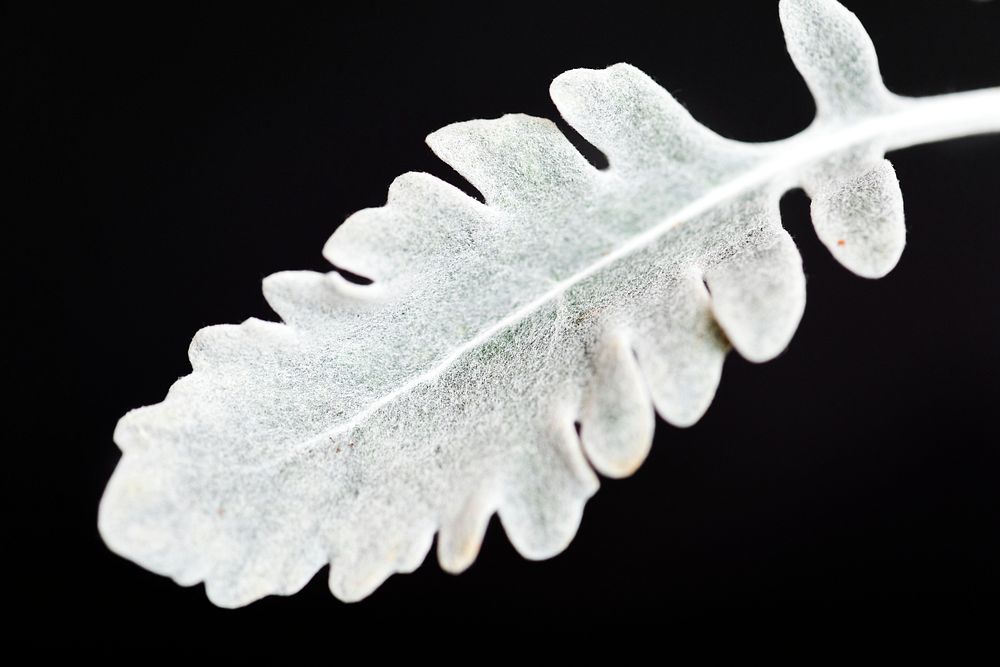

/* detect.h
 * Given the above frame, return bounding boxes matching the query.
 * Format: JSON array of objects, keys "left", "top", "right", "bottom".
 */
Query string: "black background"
[{"left": 8, "top": 1, "right": 999, "bottom": 629}]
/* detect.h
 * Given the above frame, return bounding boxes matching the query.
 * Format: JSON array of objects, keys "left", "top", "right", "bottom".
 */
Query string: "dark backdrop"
[{"left": 8, "top": 1, "right": 999, "bottom": 630}]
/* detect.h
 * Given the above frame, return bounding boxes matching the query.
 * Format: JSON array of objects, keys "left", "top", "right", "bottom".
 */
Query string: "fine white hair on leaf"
[{"left": 99, "top": 0, "right": 1000, "bottom": 607}]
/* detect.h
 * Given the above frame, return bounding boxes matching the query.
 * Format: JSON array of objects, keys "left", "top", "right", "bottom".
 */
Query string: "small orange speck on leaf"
[{"left": 837, "top": 239, "right": 846, "bottom": 246}]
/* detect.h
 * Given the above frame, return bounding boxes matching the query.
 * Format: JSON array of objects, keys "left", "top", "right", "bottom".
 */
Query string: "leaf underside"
[{"left": 101, "top": 0, "right": 974, "bottom": 607}]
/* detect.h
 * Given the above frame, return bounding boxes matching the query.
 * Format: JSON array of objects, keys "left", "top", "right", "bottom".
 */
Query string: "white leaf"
[{"left": 99, "top": 0, "right": 1000, "bottom": 607}]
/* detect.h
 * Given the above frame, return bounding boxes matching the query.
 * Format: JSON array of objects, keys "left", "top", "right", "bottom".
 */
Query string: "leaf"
[{"left": 99, "top": 0, "right": 1000, "bottom": 607}]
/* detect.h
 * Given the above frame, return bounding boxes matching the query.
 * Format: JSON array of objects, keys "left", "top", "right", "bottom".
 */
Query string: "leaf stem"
[{"left": 886, "top": 87, "right": 1000, "bottom": 150}]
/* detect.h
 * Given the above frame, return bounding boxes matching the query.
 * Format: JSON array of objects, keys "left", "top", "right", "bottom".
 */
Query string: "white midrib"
[{"left": 319, "top": 86, "right": 1000, "bottom": 443}]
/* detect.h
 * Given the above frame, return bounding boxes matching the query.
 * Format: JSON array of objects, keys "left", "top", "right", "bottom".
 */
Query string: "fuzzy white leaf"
[{"left": 99, "top": 0, "right": 1000, "bottom": 607}]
